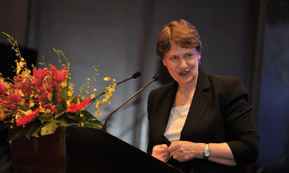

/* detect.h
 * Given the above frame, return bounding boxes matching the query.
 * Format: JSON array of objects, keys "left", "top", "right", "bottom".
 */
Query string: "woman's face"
[{"left": 162, "top": 41, "right": 200, "bottom": 88}]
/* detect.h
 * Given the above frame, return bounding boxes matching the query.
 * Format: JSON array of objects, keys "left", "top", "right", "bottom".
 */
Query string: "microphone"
[
  {"left": 90, "top": 71, "right": 141, "bottom": 103},
  {"left": 116, "top": 71, "right": 141, "bottom": 86},
  {"left": 102, "top": 73, "right": 160, "bottom": 131}
]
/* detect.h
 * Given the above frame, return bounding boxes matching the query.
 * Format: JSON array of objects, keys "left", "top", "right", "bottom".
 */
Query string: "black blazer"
[{"left": 147, "top": 68, "right": 259, "bottom": 173}]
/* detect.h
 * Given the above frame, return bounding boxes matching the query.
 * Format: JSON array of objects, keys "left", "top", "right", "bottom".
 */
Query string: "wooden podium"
[{"left": 10, "top": 126, "right": 182, "bottom": 173}]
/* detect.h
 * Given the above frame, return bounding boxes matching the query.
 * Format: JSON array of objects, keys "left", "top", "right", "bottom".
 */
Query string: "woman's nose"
[{"left": 178, "top": 58, "right": 188, "bottom": 68}]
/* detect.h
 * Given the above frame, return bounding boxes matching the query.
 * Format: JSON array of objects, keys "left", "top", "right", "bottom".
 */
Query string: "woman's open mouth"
[{"left": 179, "top": 71, "right": 189, "bottom": 76}]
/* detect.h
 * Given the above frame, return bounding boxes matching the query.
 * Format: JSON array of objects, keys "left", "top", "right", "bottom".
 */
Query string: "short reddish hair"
[{"left": 156, "top": 19, "right": 202, "bottom": 59}]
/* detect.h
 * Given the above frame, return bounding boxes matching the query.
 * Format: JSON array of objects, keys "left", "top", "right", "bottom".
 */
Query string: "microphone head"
[
  {"left": 132, "top": 71, "right": 141, "bottom": 79},
  {"left": 152, "top": 73, "right": 160, "bottom": 81}
]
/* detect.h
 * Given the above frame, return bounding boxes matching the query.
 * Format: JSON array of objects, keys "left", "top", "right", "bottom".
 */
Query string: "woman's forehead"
[{"left": 166, "top": 43, "right": 196, "bottom": 55}]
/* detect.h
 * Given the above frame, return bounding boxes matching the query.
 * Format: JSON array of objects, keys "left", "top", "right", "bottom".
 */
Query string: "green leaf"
[
  {"left": 55, "top": 116, "right": 74, "bottom": 123},
  {"left": 77, "top": 110, "right": 103, "bottom": 128},
  {"left": 16, "top": 104, "right": 30, "bottom": 111},
  {"left": 40, "top": 121, "right": 59, "bottom": 136},
  {"left": 8, "top": 130, "right": 24, "bottom": 144},
  {"left": 54, "top": 110, "right": 65, "bottom": 119},
  {"left": 84, "top": 121, "right": 102, "bottom": 129},
  {"left": 79, "top": 110, "right": 94, "bottom": 119},
  {"left": 92, "top": 119, "right": 103, "bottom": 126},
  {"left": 57, "top": 87, "right": 68, "bottom": 111},
  {"left": 31, "top": 123, "right": 46, "bottom": 138},
  {"left": 60, "top": 85, "right": 68, "bottom": 99},
  {"left": 51, "top": 87, "right": 58, "bottom": 105},
  {"left": 23, "top": 121, "right": 41, "bottom": 140},
  {"left": 70, "top": 96, "right": 78, "bottom": 104},
  {"left": 54, "top": 118, "right": 76, "bottom": 126},
  {"left": 66, "top": 114, "right": 82, "bottom": 122},
  {"left": 57, "top": 103, "right": 66, "bottom": 113},
  {"left": 38, "top": 113, "right": 53, "bottom": 122},
  {"left": 0, "top": 95, "right": 7, "bottom": 100},
  {"left": 90, "top": 119, "right": 103, "bottom": 127}
]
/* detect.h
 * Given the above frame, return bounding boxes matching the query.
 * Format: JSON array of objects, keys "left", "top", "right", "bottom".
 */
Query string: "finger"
[
  {"left": 171, "top": 153, "right": 179, "bottom": 161},
  {"left": 154, "top": 148, "right": 163, "bottom": 154},
  {"left": 154, "top": 144, "right": 168, "bottom": 150},
  {"left": 154, "top": 147, "right": 169, "bottom": 154},
  {"left": 154, "top": 151, "right": 171, "bottom": 162},
  {"left": 161, "top": 144, "right": 168, "bottom": 147},
  {"left": 160, "top": 144, "right": 169, "bottom": 150},
  {"left": 168, "top": 143, "right": 179, "bottom": 152},
  {"left": 161, "top": 152, "right": 170, "bottom": 158}
]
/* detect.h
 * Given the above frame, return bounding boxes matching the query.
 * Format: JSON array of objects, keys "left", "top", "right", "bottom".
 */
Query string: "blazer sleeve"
[{"left": 219, "top": 77, "right": 260, "bottom": 166}]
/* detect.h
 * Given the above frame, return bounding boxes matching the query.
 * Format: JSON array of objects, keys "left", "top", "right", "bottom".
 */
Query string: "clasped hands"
[{"left": 152, "top": 141, "right": 201, "bottom": 162}]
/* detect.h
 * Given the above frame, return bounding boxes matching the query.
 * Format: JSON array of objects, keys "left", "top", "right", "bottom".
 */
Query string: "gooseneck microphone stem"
[
  {"left": 89, "top": 71, "right": 141, "bottom": 104},
  {"left": 102, "top": 74, "right": 160, "bottom": 132},
  {"left": 116, "top": 71, "right": 141, "bottom": 86}
]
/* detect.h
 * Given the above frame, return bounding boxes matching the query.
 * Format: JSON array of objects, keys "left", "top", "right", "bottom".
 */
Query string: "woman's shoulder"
[
  {"left": 207, "top": 73, "right": 242, "bottom": 86},
  {"left": 198, "top": 67, "right": 245, "bottom": 92},
  {"left": 205, "top": 72, "right": 247, "bottom": 92},
  {"left": 148, "top": 81, "right": 176, "bottom": 100},
  {"left": 206, "top": 73, "right": 249, "bottom": 102}
]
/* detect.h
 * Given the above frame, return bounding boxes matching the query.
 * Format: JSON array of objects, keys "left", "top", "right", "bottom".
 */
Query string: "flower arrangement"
[{"left": 0, "top": 32, "right": 116, "bottom": 143}]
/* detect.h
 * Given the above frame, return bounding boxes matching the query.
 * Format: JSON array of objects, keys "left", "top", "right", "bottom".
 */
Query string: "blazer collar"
[{"left": 155, "top": 82, "right": 177, "bottom": 146}]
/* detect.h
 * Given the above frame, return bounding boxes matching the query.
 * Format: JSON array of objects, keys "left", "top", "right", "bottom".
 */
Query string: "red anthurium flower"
[
  {"left": 16, "top": 108, "right": 40, "bottom": 127},
  {"left": 55, "top": 70, "right": 67, "bottom": 82},
  {"left": 33, "top": 68, "right": 46, "bottom": 80},
  {"left": 10, "top": 93, "right": 22, "bottom": 103},
  {"left": 67, "top": 97, "right": 92, "bottom": 113},
  {"left": 0, "top": 82, "right": 7, "bottom": 94}
]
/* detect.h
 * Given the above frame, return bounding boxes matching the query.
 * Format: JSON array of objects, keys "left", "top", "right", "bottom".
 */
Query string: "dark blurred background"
[{"left": 0, "top": 0, "right": 288, "bottom": 172}]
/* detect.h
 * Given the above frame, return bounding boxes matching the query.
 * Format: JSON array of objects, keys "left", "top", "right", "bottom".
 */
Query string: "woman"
[{"left": 147, "top": 19, "right": 259, "bottom": 172}]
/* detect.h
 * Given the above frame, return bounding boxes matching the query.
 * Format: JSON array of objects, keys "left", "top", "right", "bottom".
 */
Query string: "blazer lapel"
[
  {"left": 154, "top": 82, "right": 178, "bottom": 145},
  {"left": 180, "top": 68, "right": 212, "bottom": 141}
]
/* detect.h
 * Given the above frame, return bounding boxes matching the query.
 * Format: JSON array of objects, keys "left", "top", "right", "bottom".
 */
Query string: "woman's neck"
[
  {"left": 178, "top": 73, "right": 198, "bottom": 94},
  {"left": 174, "top": 76, "right": 198, "bottom": 107}
]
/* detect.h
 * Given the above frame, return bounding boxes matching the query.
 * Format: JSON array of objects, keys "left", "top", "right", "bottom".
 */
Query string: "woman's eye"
[
  {"left": 170, "top": 56, "right": 178, "bottom": 60},
  {"left": 186, "top": 53, "right": 193, "bottom": 58}
]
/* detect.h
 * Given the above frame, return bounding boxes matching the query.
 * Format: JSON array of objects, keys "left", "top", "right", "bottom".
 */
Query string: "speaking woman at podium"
[{"left": 147, "top": 19, "right": 259, "bottom": 173}]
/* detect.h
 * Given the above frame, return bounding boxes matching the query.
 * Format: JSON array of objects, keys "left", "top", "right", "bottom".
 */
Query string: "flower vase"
[{"left": 9, "top": 126, "right": 66, "bottom": 172}]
